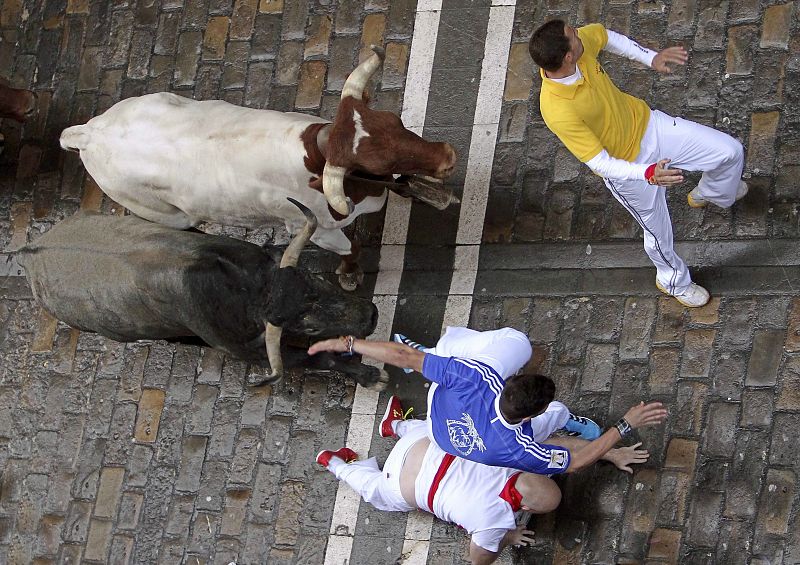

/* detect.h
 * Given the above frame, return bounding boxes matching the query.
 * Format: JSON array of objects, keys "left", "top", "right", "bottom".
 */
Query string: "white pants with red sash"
[{"left": 328, "top": 419, "right": 426, "bottom": 512}]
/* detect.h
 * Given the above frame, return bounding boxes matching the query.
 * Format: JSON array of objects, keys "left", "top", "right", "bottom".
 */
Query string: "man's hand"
[
  {"left": 623, "top": 401, "right": 668, "bottom": 429},
  {"left": 507, "top": 525, "right": 535, "bottom": 547},
  {"left": 652, "top": 46, "right": 688, "bottom": 73},
  {"left": 606, "top": 442, "right": 649, "bottom": 474},
  {"left": 308, "top": 337, "right": 426, "bottom": 373},
  {"left": 308, "top": 337, "right": 349, "bottom": 355},
  {"left": 653, "top": 158, "right": 684, "bottom": 186}
]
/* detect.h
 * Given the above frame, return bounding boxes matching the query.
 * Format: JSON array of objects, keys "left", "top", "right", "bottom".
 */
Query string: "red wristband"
[{"left": 644, "top": 163, "right": 658, "bottom": 185}]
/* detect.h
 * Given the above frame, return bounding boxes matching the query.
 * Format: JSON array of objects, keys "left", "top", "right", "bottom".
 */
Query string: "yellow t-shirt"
[{"left": 539, "top": 23, "right": 650, "bottom": 163}]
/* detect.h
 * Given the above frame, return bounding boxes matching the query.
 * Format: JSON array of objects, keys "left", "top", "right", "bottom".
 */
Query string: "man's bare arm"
[
  {"left": 563, "top": 402, "right": 667, "bottom": 473},
  {"left": 469, "top": 543, "right": 499, "bottom": 565},
  {"left": 308, "top": 337, "right": 425, "bottom": 373},
  {"left": 468, "top": 526, "right": 535, "bottom": 565},
  {"left": 546, "top": 436, "right": 650, "bottom": 473}
]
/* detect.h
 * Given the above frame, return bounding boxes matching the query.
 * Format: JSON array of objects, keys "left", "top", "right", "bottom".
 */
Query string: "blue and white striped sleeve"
[{"left": 506, "top": 432, "right": 572, "bottom": 475}]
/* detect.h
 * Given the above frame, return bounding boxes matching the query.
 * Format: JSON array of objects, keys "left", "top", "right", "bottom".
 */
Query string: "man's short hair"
[
  {"left": 499, "top": 373, "right": 556, "bottom": 422},
  {"left": 529, "top": 19, "right": 570, "bottom": 72}
]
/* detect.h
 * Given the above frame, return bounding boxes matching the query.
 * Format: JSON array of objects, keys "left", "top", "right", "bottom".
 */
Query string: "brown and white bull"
[{"left": 59, "top": 47, "right": 457, "bottom": 289}]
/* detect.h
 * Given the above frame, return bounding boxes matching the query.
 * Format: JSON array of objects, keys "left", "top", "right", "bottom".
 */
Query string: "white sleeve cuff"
[
  {"left": 471, "top": 529, "right": 508, "bottom": 553},
  {"left": 585, "top": 150, "right": 650, "bottom": 181},
  {"left": 604, "top": 29, "right": 657, "bottom": 68}
]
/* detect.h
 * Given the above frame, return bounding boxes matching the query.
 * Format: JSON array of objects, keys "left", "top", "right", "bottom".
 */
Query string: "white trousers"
[
  {"left": 329, "top": 419, "right": 427, "bottom": 513},
  {"left": 604, "top": 109, "right": 744, "bottom": 293},
  {"left": 426, "top": 326, "right": 570, "bottom": 441},
  {"left": 427, "top": 326, "right": 532, "bottom": 380}
]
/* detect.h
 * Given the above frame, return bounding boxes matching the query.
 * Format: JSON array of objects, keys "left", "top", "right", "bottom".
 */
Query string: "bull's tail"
[{"left": 59, "top": 125, "right": 90, "bottom": 152}]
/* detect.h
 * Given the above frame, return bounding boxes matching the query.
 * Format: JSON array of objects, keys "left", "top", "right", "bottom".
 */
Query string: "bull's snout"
[{"left": 434, "top": 143, "right": 457, "bottom": 179}]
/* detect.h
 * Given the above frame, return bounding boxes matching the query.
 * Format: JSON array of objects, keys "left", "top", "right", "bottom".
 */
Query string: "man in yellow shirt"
[{"left": 529, "top": 21, "right": 748, "bottom": 307}]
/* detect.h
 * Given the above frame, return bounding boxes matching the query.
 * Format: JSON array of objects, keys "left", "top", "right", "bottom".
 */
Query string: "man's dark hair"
[
  {"left": 499, "top": 373, "right": 556, "bottom": 422},
  {"left": 529, "top": 19, "right": 570, "bottom": 72}
]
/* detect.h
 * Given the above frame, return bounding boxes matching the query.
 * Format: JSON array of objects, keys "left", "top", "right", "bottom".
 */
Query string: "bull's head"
[
  {"left": 0, "top": 85, "right": 37, "bottom": 122},
  {"left": 263, "top": 198, "right": 378, "bottom": 381},
  {"left": 321, "top": 46, "right": 457, "bottom": 215}
]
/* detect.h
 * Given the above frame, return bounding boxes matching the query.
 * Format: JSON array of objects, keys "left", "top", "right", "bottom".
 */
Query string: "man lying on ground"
[
  {"left": 316, "top": 397, "right": 654, "bottom": 565},
  {"left": 309, "top": 326, "right": 667, "bottom": 476}
]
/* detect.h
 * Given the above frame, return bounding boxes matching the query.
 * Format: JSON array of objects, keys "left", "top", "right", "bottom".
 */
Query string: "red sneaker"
[
  {"left": 380, "top": 396, "right": 411, "bottom": 438},
  {"left": 316, "top": 447, "right": 358, "bottom": 468}
]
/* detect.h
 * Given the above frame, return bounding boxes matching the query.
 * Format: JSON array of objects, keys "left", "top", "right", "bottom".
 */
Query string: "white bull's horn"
[
  {"left": 341, "top": 45, "right": 385, "bottom": 99},
  {"left": 264, "top": 322, "right": 283, "bottom": 380},
  {"left": 322, "top": 163, "right": 353, "bottom": 216},
  {"left": 282, "top": 197, "right": 318, "bottom": 267}
]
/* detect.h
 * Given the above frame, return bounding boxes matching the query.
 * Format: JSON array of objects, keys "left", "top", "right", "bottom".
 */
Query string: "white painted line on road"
[
  {"left": 384, "top": 2, "right": 441, "bottom": 246},
  {"left": 449, "top": 244, "right": 481, "bottom": 295},
  {"left": 401, "top": 4, "right": 516, "bottom": 564},
  {"left": 324, "top": 5, "right": 442, "bottom": 564}
]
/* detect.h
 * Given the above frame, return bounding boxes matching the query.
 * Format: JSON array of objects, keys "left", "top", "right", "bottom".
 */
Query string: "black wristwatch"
[{"left": 614, "top": 417, "right": 632, "bottom": 438}]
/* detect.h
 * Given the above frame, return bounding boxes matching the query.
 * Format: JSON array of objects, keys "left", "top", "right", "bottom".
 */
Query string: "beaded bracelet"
[{"left": 614, "top": 417, "right": 632, "bottom": 438}]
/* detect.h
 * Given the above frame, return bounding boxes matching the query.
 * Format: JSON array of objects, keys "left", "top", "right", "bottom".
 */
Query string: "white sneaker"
[
  {"left": 656, "top": 279, "right": 710, "bottom": 308},
  {"left": 687, "top": 181, "right": 748, "bottom": 208}
]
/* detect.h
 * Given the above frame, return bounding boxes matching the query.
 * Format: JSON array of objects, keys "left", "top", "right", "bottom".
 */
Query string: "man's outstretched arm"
[
  {"left": 547, "top": 437, "right": 650, "bottom": 473},
  {"left": 308, "top": 336, "right": 425, "bottom": 373},
  {"left": 603, "top": 29, "right": 687, "bottom": 73},
  {"left": 563, "top": 401, "right": 667, "bottom": 473}
]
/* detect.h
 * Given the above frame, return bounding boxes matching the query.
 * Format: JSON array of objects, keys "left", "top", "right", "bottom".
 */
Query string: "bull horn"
[
  {"left": 341, "top": 45, "right": 385, "bottom": 100},
  {"left": 264, "top": 322, "right": 284, "bottom": 380},
  {"left": 262, "top": 198, "right": 321, "bottom": 382},
  {"left": 322, "top": 163, "right": 353, "bottom": 216},
  {"left": 282, "top": 197, "right": 319, "bottom": 267}
]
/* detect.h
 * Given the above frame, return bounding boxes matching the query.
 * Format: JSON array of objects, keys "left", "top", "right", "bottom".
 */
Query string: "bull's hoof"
[
  {"left": 247, "top": 371, "right": 281, "bottom": 387},
  {"left": 336, "top": 265, "right": 364, "bottom": 291},
  {"left": 360, "top": 368, "right": 389, "bottom": 391}
]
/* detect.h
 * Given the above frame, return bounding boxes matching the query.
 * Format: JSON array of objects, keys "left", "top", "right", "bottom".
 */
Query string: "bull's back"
[
  {"left": 65, "top": 93, "right": 331, "bottom": 228},
  {"left": 19, "top": 214, "right": 202, "bottom": 340}
]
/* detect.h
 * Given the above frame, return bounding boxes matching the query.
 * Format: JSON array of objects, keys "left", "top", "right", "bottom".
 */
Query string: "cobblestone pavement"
[{"left": 1, "top": 0, "right": 799, "bottom": 564}]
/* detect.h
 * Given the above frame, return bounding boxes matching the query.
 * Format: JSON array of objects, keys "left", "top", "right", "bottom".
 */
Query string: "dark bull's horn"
[
  {"left": 323, "top": 45, "right": 387, "bottom": 216},
  {"left": 264, "top": 198, "right": 318, "bottom": 381}
]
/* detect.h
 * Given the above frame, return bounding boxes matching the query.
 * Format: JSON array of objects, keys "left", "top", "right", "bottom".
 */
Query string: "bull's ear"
[
  {"left": 361, "top": 91, "right": 371, "bottom": 105},
  {"left": 308, "top": 176, "right": 322, "bottom": 190},
  {"left": 260, "top": 244, "right": 283, "bottom": 264}
]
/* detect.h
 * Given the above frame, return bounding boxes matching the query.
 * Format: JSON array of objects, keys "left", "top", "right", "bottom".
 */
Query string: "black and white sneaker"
[
  {"left": 392, "top": 333, "right": 430, "bottom": 373},
  {"left": 560, "top": 413, "right": 601, "bottom": 440}
]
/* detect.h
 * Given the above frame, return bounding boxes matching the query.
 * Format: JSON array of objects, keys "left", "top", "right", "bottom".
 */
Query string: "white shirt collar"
[
  {"left": 549, "top": 66, "right": 582, "bottom": 86},
  {"left": 494, "top": 395, "right": 523, "bottom": 430}
]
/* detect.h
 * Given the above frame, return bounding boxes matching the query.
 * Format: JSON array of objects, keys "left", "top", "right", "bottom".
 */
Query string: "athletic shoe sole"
[
  {"left": 687, "top": 181, "right": 748, "bottom": 209},
  {"left": 656, "top": 280, "right": 710, "bottom": 308}
]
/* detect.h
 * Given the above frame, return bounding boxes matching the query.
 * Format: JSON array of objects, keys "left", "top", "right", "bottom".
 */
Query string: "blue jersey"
[{"left": 422, "top": 353, "right": 571, "bottom": 475}]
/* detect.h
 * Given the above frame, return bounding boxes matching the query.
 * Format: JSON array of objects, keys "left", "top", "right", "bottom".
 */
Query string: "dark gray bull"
[{"left": 17, "top": 203, "right": 386, "bottom": 389}]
